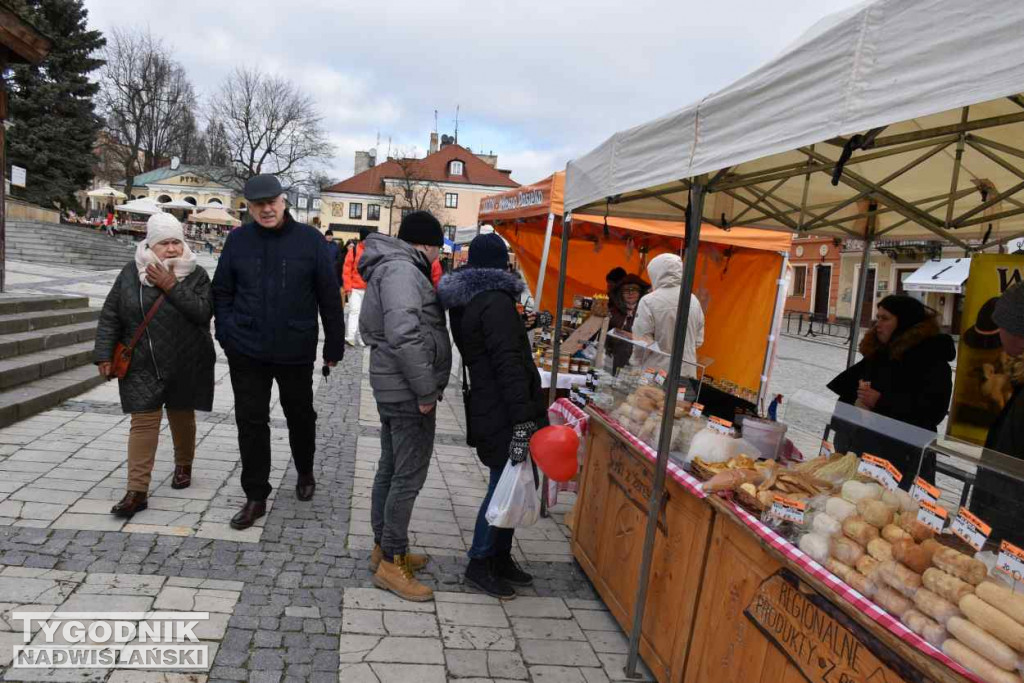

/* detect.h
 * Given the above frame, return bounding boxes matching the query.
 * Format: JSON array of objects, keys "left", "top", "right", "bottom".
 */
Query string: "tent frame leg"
[
  {"left": 541, "top": 216, "right": 572, "bottom": 519},
  {"left": 534, "top": 212, "right": 556, "bottom": 310},
  {"left": 847, "top": 219, "right": 876, "bottom": 369},
  {"left": 624, "top": 179, "right": 707, "bottom": 678}
]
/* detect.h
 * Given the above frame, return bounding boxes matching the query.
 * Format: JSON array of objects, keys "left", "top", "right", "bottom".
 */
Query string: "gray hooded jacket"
[{"left": 358, "top": 233, "right": 452, "bottom": 404}]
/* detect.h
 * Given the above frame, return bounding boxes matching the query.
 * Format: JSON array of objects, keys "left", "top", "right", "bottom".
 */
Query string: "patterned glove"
[
  {"left": 533, "top": 311, "right": 553, "bottom": 330},
  {"left": 509, "top": 420, "right": 538, "bottom": 464}
]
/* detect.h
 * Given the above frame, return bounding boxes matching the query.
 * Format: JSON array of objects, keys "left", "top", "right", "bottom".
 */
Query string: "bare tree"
[
  {"left": 98, "top": 29, "right": 196, "bottom": 196},
  {"left": 208, "top": 67, "right": 334, "bottom": 184},
  {"left": 386, "top": 151, "right": 448, "bottom": 230}
]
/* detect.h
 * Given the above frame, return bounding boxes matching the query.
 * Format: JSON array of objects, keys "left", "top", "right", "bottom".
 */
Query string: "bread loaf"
[
  {"left": 843, "top": 516, "right": 880, "bottom": 546},
  {"left": 827, "top": 558, "right": 855, "bottom": 583},
  {"left": 826, "top": 496, "right": 857, "bottom": 523},
  {"left": 882, "top": 524, "right": 912, "bottom": 544},
  {"left": 846, "top": 570, "right": 878, "bottom": 598},
  {"left": 876, "top": 560, "right": 922, "bottom": 599},
  {"left": 897, "top": 512, "right": 935, "bottom": 543},
  {"left": 867, "top": 538, "right": 893, "bottom": 562},
  {"left": 946, "top": 616, "right": 1019, "bottom": 672},
  {"left": 922, "top": 568, "right": 975, "bottom": 604},
  {"left": 857, "top": 499, "right": 896, "bottom": 528},
  {"left": 900, "top": 608, "right": 946, "bottom": 648},
  {"left": 942, "top": 639, "right": 1022, "bottom": 683},
  {"left": 856, "top": 555, "right": 880, "bottom": 578},
  {"left": 912, "top": 588, "right": 959, "bottom": 626},
  {"left": 831, "top": 536, "right": 865, "bottom": 566},
  {"left": 892, "top": 538, "right": 940, "bottom": 575},
  {"left": 960, "top": 594, "right": 1024, "bottom": 651},
  {"left": 874, "top": 585, "right": 912, "bottom": 617},
  {"left": 976, "top": 581, "right": 1024, "bottom": 626},
  {"left": 934, "top": 548, "right": 988, "bottom": 586}
]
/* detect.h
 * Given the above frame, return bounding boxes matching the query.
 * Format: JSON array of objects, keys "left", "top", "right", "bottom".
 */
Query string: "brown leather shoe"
[
  {"left": 171, "top": 465, "right": 192, "bottom": 490},
  {"left": 372, "top": 554, "right": 434, "bottom": 602},
  {"left": 296, "top": 474, "right": 315, "bottom": 501},
  {"left": 111, "top": 491, "right": 147, "bottom": 519},
  {"left": 230, "top": 500, "right": 266, "bottom": 530},
  {"left": 370, "top": 544, "right": 428, "bottom": 573}
]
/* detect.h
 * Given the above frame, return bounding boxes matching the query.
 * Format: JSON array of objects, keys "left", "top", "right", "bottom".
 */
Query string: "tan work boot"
[
  {"left": 372, "top": 554, "right": 434, "bottom": 602},
  {"left": 370, "top": 544, "right": 428, "bottom": 573}
]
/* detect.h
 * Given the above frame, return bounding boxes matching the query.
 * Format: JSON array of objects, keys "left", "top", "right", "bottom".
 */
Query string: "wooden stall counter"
[{"left": 573, "top": 410, "right": 972, "bottom": 683}]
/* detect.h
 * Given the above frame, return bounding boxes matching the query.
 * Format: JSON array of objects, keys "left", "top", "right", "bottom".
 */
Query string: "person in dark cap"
[
  {"left": 343, "top": 226, "right": 374, "bottom": 346},
  {"left": 323, "top": 229, "right": 342, "bottom": 286},
  {"left": 358, "top": 211, "right": 452, "bottom": 602},
  {"left": 971, "top": 281, "right": 1024, "bottom": 545},
  {"left": 606, "top": 266, "right": 627, "bottom": 296},
  {"left": 438, "top": 232, "right": 547, "bottom": 599},
  {"left": 827, "top": 294, "right": 955, "bottom": 484},
  {"left": 212, "top": 174, "right": 345, "bottom": 530}
]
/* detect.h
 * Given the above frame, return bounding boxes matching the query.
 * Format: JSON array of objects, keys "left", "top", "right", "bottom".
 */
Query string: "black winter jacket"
[
  {"left": 439, "top": 267, "right": 548, "bottom": 469},
  {"left": 827, "top": 317, "right": 955, "bottom": 485},
  {"left": 972, "top": 368, "right": 1024, "bottom": 546},
  {"left": 94, "top": 263, "right": 216, "bottom": 414},
  {"left": 212, "top": 213, "right": 345, "bottom": 365}
]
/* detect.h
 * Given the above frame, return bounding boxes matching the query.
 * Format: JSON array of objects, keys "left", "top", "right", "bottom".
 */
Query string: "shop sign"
[
  {"left": 916, "top": 500, "right": 948, "bottom": 533},
  {"left": 951, "top": 507, "right": 991, "bottom": 552},
  {"left": 481, "top": 188, "right": 545, "bottom": 214},
  {"left": 770, "top": 495, "right": 806, "bottom": 525},
  {"left": 996, "top": 541, "right": 1024, "bottom": 583},
  {"left": 949, "top": 253, "right": 1024, "bottom": 445},
  {"left": 607, "top": 442, "right": 667, "bottom": 531},
  {"left": 910, "top": 477, "right": 940, "bottom": 505},
  {"left": 857, "top": 454, "right": 902, "bottom": 492},
  {"left": 745, "top": 569, "right": 918, "bottom": 683}
]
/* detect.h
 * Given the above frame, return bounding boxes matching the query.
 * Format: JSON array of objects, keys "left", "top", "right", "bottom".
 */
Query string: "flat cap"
[{"left": 243, "top": 174, "right": 284, "bottom": 202}]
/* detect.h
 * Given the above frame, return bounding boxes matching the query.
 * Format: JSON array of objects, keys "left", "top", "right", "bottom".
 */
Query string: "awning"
[
  {"left": 902, "top": 258, "right": 971, "bottom": 294},
  {"left": 114, "top": 198, "right": 163, "bottom": 216},
  {"left": 188, "top": 207, "right": 240, "bottom": 227}
]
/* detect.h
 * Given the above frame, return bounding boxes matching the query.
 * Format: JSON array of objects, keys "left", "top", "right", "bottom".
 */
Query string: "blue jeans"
[{"left": 468, "top": 462, "right": 516, "bottom": 560}]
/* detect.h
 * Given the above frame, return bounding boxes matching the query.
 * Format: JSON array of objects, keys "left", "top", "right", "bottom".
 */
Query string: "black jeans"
[{"left": 228, "top": 354, "right": 316, "bottom": 501}]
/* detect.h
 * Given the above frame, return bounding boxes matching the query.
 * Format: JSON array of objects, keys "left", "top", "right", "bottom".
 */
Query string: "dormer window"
[{"left": 449, "top": 160, "right": 464, "bottom": 176}]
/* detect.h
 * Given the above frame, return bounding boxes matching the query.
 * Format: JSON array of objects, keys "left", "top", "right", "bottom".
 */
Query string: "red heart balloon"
[{"left": 529, "top": 425, "right": 580, "bottom": 482}]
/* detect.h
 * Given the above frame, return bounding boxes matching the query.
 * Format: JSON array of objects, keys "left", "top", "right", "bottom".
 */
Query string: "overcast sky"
[{"left": 82, "top": 0, "right": 865, "bottom": 186}]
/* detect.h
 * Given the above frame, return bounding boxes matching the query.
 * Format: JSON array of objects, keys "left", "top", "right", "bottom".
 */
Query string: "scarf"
[{"left": 134, "top": 241, "right": 198, "bottom": 287}]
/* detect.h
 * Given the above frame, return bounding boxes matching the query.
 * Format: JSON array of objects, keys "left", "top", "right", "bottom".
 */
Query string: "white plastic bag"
[{"left": 485, "top": 457, "right": 540, "bottom": 528}]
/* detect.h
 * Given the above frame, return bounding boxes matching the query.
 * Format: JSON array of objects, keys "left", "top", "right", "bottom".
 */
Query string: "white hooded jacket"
[{"left": 631, "top": 253, "right": 705, "bottom": 377}]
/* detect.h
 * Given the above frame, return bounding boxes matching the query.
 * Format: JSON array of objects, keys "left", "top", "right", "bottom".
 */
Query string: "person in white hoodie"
[{"left": 631, "top": 253, "right": 705, "bottom": 377}]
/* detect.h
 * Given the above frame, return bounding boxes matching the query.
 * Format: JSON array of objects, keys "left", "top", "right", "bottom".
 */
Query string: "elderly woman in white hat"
[{"left": 94, "top": 213, "right": 216, "bottom": 519}]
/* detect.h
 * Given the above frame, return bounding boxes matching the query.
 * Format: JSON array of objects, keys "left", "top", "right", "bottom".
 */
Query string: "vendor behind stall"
[
  {"left": 970, "top": 282, "right": 1024, "bottom": 545},
  {"left": 632, "top": 253, "right": 705, "bottom": 378},
  {"left": 827, "top": 295, "right": 955, "bottom": 485},
  {"left": 606, "top": 274, "right": 649, "bottom": 374}
]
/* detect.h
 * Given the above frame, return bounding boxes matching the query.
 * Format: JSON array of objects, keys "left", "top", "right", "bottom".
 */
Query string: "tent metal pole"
[
  {"left": 624, "top": 179, "right": 707, "bottom": 678},
  {"left": 541, "top": 215, "right": 572, "bottom": 518},
  {"left": 847, "top": 218, "right": 876, "bottom": 369},
  {"left": 534, "top": 212, "right": 556, "bottom": 310},
  {"left": 759, "top": 252, "right": 790, "bottom": 409}
]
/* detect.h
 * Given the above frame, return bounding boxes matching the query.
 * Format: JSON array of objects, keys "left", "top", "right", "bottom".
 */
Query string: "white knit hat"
[{"left": 146, "top": 213, "right": 184, "bottom": 247}]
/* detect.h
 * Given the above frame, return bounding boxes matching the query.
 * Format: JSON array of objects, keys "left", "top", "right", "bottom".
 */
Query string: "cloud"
[{"left": 84, "top": 0, "right": 866, "bottom": 185}]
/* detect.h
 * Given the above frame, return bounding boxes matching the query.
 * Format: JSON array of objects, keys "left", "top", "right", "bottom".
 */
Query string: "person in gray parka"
[
  {"left": 359, "top": 211, "right": 451, "bottom": 602},
  {"left": 94, "top": 213, "right": 216, "bottom": 519}
]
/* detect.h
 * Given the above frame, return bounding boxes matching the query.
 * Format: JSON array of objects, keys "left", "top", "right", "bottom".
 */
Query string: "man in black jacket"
[{"left": 212, "top": 175, "right": 345, "bottom": 530}]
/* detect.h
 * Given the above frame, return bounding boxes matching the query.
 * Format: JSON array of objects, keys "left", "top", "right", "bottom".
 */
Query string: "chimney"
[
  {"left": 429, "top": 132, "right": 439, "bottom": 155},
  {"left": 354, "top": 150, "right": 376, "bottom": 176}
]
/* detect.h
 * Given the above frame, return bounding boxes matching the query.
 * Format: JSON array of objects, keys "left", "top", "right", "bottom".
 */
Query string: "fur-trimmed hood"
[
  {"left": 859, "top": 314, "right": 955, "bottom": 363},
  {"left": 438, "top": 267, "right": 524, "bottom": 310}
]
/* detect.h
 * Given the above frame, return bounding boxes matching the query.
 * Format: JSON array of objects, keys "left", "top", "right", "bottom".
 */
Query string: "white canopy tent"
[
  {"left": 188, "top": 207, "right": 241, "bottom": 227},
  {"left": 158, "top": 199, "right": 199, "bottom": 211},
  {"left": 561, "top": 0, "right": 1024, "bottom": 675},
  {"left": 902, "top": 257, "right": 971, "bottom": 293},
  {"left": 114, "top": 198, "right": 163, "bottom": 216},
  {"left": 86, "top": 186, "right": 127, "bottom": 200}
]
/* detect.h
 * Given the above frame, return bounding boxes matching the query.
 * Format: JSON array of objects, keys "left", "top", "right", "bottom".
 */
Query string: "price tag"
[
  {"left": 819, "top": 440, "right": 835, "bottom": 459},
  {"left": 654, "top": 370, "right": 668, "bottom": 387},
  {"left": 911, "top": 477, "right": 940, "bottom": 505},
  {"left": 640, "top": 367, "right": 657, "bottom": 386},
  {"left": 708, "top": 416, "right": 733, "bottom": 436},
  {"left": 951, "top": 508, "right": 992, "bottom": 552},
  {"left": 770, "top": 495, "right": 806, "bottom": 525},
  {"left": 689, "top": 403, "right": 704, "bottom": 418},
  {"left": 996, "top": 541, "right": 1024, "bottom": 583},
  {"left": 917, "top": 500, "right": 948, "bottom": 532},
  {"left": 857, "top": 454, "right": 903, "bottom": 492}
]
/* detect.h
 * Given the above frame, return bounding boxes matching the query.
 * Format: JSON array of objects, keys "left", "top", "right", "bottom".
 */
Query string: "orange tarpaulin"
[{"left": 482, "top": 172, "right": 792, "bottom": 393}]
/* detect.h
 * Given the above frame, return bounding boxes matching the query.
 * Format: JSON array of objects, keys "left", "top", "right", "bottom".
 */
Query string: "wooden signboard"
[{"left": 744, "top": 569, "right": 921, "bottom": 683}]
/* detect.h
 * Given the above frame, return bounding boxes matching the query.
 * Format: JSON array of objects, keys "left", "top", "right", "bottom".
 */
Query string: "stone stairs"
[
  {"left": 0, "top": 295, "right": 104, "bottom": 427},
  {"left": 7, "top": 220, "right": 135, "bottom": 271}
]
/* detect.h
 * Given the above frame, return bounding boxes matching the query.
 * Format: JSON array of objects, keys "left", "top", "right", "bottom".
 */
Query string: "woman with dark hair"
[
  {"left": 606, "top": 274, "right": 649, "bottom": 373},
  {"left": 827, "top": 295, "right": 956, "bottom": 484}
]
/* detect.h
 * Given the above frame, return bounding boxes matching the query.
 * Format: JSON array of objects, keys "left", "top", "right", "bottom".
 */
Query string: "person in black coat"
[
  {"left": 94, "top": 213, "right": 216, "bottom": 519},
  {"left": 438, "top": 233, "right": 547, "bottom": 600},
  {"left": 212, "top": 175, "right": 345, "bottom": 530},
  {"left": 606, "top": 273, "right": 649, "bottom": 373},
  {"left": 971, "top": 282, "right": 1024, "bottom": 545},
  {"left": 827, "top": 295, "right": 955, "bottom": 486}
]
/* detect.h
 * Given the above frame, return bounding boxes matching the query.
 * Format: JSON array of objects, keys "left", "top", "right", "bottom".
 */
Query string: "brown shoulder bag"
[{"left": 110, "top": 295, "right": 165, "bottom": 379}]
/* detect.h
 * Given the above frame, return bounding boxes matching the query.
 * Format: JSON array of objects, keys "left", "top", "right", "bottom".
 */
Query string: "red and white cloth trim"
[{"left": 549, "top": 399, "right": 589, "bottom": 439}]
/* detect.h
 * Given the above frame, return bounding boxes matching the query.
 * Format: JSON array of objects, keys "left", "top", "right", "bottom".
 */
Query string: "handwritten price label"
[
  {"left": 770, "top": 495, "right": 806, "bottom": 525},
  {"left": 654, "top": 370, "right": 668, "bottom": 387},
  {"left": 819, "top": 440, "right": 835, "bottom": 459},
  {"left": 911, "top": 477, "right": 940, "bottom": 505},
  {"left": 917, "top": 500, "right": 949, "bottom": 532},
  {"left": 689, "top": 403, "right": 705, "bottom": 418},
  {"left": 997, "top": 541, "right": 1024, "bottom": 583},
  {"left": 857, "top": 454, "right": 903, "bottom": 492},
  {"left": 640, "top": 368, "right": 657, "bottom": 386},
  {"left": 708, "top": 416, "right": 733, "bottom": 436},
  {"left": 951, "top": 508, "right": 992, "bottom": 552}
]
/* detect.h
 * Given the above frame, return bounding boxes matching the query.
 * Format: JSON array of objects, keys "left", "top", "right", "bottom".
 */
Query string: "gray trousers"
[{"left": 371, "top": 399, "right": 437, "bottom": 558}]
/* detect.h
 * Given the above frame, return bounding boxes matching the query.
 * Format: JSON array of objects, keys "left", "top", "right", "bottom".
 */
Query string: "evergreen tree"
[{"left": 6, "top": 0, "right": 104, "bottom": 209}]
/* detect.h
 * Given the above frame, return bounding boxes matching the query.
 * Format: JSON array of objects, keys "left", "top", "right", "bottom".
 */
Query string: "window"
[
  {"left": 312, "top": 198, "right": 321, "bottom": 210},
  {"left": 790, "top": 265, "right": 807, "bottom": 297},
  {"left": 449, "top": 160, "right": 464, "bottom": 176},
  {"left": 349, "top": 202, "right": 362, "bottom": 219},
  {"left": 445, "top": 193, "right": 458, "bottom": 209},
  {"left": 367, "top": 204, "right": 381, "bottom": 221}
]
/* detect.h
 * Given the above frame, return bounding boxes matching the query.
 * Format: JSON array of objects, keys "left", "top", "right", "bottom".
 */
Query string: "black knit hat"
[
  {"left": 468, "top": 233, "right": 509, "bottom": 270},
  {"left": 397, "top": 211, "right": 443, "bottom": 246},
  {"left": 359, "top": 226, "right": 372, "bottom": 241}
]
